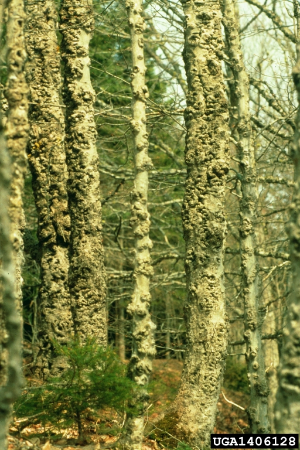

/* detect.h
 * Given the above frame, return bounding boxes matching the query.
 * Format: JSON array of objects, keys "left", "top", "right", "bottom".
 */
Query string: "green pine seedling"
[
  {"left": 15, "top": 337, "right": 136, "bottom": 440},
  {"left": 176, "top": 443, "right": 193, "bottom": 450}
]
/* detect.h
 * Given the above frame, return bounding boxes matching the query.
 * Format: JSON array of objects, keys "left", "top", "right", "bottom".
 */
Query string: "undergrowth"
[{"left": 14, "top": 337, "right": 136, "bottom": 441}]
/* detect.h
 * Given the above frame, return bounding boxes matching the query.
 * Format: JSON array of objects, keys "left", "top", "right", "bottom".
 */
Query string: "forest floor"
[{"left": 8, "top": 359, "right": 250, "bottom": 450}]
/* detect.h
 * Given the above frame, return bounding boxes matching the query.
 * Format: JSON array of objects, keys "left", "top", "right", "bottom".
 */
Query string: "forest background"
[{"left": 0, "top": 0, "right": 299, "bottom": 448}]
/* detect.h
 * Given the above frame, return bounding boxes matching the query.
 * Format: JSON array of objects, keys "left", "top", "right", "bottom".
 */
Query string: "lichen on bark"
[
  {"left": 163, "top": 0, "right": 230, "bottom": 447},
  {"left": 5, "top": 0, "right": 29, "bottom": 311},
  {"left": 0, "top": 0, "right": 24, "bottom": 443},
  {"left": 122, "top": 0, "right": 156, "bottom": 448},
  {"left": 60, "top": 0, "right": 107, "bottom": 346},
  {"left": 0, "top": 133, "right": 23, "bottom": 449},
  {"left": 274, "top": 42, "right": 300, "bottom": 434},
  {"left": 222, "top": 0, "right": 269, "bottom": 433},
  {"left": 24, "top": 0, "right": 73, "bottom": 378}
]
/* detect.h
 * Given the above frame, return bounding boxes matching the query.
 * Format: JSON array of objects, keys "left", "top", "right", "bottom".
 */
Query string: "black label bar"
[{"left": 210, "top": 434, "right": 299, "bottom": 448}]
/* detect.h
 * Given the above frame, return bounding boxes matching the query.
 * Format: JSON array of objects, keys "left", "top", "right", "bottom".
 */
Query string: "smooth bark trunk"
[
  {"left": 222, "top": 0, "right": 269, "bottom": 433},
  {"left": 25, "top": 0, "right": 73, "bottom": 378},
  {"left": 60, "top": 0, "right": 107, "bottom": 346},
  {"left": 160, "top": 1, "right": 230, "bottom": 447},
  {"left": 123, "top": 0, "right": 156, "bottom": 447}
]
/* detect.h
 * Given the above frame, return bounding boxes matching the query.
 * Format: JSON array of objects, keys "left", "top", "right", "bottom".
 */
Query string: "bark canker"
[
  {"left": 0, "top": 0, "right": 25, "bottom": 442},
  {"left": 274, "top": 42, "right": 300, "bottom": 434},
  {"left": 60, "top": 0, "right": 107, "bottom": 346},
  {"left": 123, "top": 0, "right": 156, "bottom": 448},
  {"left": 5, "top": 0, "right": 29, "bottom": 312},
  {"left": 169, "top": 1, "right": 230, "bottom": 447},
  {"left": 222, "top": 0, "right": 269, "bottom": 433},
  {"left": 25, "top": 0, "right": 73, "bottom": 378}
]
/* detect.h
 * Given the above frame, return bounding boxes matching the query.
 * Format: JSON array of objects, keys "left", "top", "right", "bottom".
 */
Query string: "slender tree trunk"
[
  {"left": 263, "top": 308, "right": 279, "bottom": 433},
  {"left": 222, "top": 0, "right": 269, "bottom": 433},
  {"left": 0, "top": 0, "right": 7, "bottom": 390},
  {"left": 274, "top": 39, "right": 300, "bottom": 434},
  {"left": 166, "top": 298, "right": 171, "bottom": 359},
  {"left": 0, "top": 0, "right": 26, "bottom": 443},
  {"left": 159, "top": 1, "right": 230, "bottom": 447},
  {"left": 5, "top": 0, "right": 29, "bottom": 311},
  {"left": 116, "top": 230, "right": 126, "bottom": 361},
  {"left": 60, "top": 0, "right": 107, "bottom": 346},
  {"left": 116, "top": 301, "right": 126, "bottom": 361},
  {"left": 24, "top": 0, "right": 73, "bottom": 379},
  {"left": 123, "top": 0, "right": 156, "bottom": 447}
]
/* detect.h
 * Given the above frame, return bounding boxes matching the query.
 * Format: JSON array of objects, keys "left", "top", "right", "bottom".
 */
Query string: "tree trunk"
[
  {"left": 274, "top": 39, "right": 300, "bottom": 434},
  {"left": 24, "top": 0, "right": 73, "bottom": 379},
  {"left": 160, "top": 1, "right": 230, "bottom": 447},
  {"left": 5, "top": 0, "right": 29, "bottom": 312},
  {"left": 0, "top": 0, "right": 25, "bottom": 443},
  {"left": 116, "top": 301, "right": 126, "bottom": 361},
  {"left": 123, "top": 0, "right": 156, "bottom": 447},
  {"left": 263, "top": 308, "right": 279, "bottom": 433},
  {"left": 222, "top": 0, "right": 269, "bottom": 433},
  {"left": 60, "top": 0, "right": 107, "bottom": 346},
  {"left": 0, "top": 0, "right": 7, "bottom": 390},
  {"left": 165, "top": 298, "right": 171, "bottom": 359}
]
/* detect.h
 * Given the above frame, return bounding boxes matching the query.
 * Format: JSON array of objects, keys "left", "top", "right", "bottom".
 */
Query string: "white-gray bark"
[
  {"left": 5, "top": 0, "right": 29, "bottom": 311},
  {"left": 263, "top": 306, "right": 279, "bottom": 433},
  {"left": 157, "top": 1, "right": 230, "bottom": 447},
  {"left": 124, "top": 0, "right": 156, "bottom": 448},
  {"left": 60, "top": 0, "right": 107, "bottom": 345},
  {"left": 274, "top": 40, "right": 300, "bottom": 434},
  {"left": 25, "top": 0, "right": 73, "bottom": 378},
  {"left": 0, "top": 0, "right": 25, "bottom": 444},
  {"left": 222, "top": 0, "right": 269, "bottom": 433}
]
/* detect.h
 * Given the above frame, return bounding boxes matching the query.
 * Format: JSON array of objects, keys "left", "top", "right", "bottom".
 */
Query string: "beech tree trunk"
[
  {"left": 0, "top": 0, "right": 25, "bottom": 443},
  {"left": 116, "top": 302, "right": 126, "bottom": 361},
  {"left": 60, "top": 0, "right": 107, "bottom": 346},
  {"left": 222, "top": 0, "right": 269, "bottom": 433},
  {"left": 0, "top": 0, "right": 7, "bottom": 391},
  {"left": 5, "top": 0, "right": 29, "bottom": 311},
  {"left": 274, "top": 39, "right": 300, "bottom": 434},
  {"left": 25, "top": 0, "right": 73, "bottom": 378},
  {"left": 123, "top": 0, "right": 156, "bottom": 448},
  {"left": 160, "top": 1, "right": 230, "bottom": 447},
  {"left": 263, "top": 307, "right": 279, "bottom": 433}
]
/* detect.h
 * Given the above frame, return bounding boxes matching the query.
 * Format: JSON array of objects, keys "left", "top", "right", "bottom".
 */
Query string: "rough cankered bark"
[
  {"left": 160, "top": 1, "right": 229, "bottom": 447},
  {"left": 5, "top": 0, "right": 29, "bottom": 310},
  {"left": 123, "top": 0, "right": 156, "bottom": 448},
  {"left": 0, "top": 0, "right": 7, "bottom": 391},
  {"left": 0, "top": 144, "right": 23, "bottom": 449},
  {"left": 222, "top": 0, "right": 269, "bottom": 433},
  {"left": 25, "top": 0, "right": 73, "bottom": 378},
  {"left": 0, "top": 0, "right": 25, "bottom": 443},
  {"left": 60, "top": 0, "right": 107, "bottom": 345},
  {"left": 274, "top": 41, "right": 300, "bottom": 434}
]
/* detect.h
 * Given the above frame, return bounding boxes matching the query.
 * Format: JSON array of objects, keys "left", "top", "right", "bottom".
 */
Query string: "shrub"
[
  {"left": 14, "top": 337, "right": 136, "bottom": 439},
  {"left": 223, "top": 357, "right": 248, "bottom": 393}
]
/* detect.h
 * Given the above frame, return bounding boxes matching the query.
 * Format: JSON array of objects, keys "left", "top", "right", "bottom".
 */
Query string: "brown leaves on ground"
[
  {"left": 215, "top": 389, "right": 250, "bottom": 434},
  {"left": 10, "top": 358, "right": 250, "bottom": 450}
]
